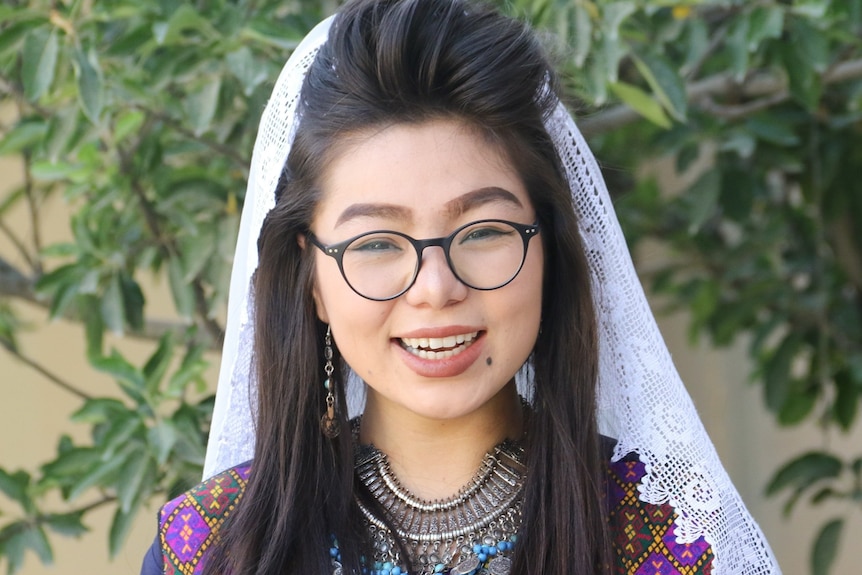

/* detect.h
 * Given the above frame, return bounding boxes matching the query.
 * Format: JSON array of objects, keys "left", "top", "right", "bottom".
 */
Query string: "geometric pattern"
[
  {"left": 158, "top": 456, "right": 714, "bottom": 575},
  {"left": 159, "top": 463, "right": 251, "bottom": 575},
  {"left": 606, "top": 456, "right": 713, "bottom": 574}
]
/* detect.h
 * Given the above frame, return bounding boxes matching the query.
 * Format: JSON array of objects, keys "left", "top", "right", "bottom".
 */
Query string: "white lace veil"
[{"left": 203, "top": 12, "right": 781, "bottom": 575}]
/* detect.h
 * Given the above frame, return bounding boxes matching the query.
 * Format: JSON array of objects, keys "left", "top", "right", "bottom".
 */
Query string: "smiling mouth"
[{"left": 399, "top": 331, "right": 479, "bottom": 359}]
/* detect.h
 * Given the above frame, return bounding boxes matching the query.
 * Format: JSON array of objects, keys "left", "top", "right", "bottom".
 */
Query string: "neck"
[{"left": 358, "top": 381, "right": 524, "bottom": 501}]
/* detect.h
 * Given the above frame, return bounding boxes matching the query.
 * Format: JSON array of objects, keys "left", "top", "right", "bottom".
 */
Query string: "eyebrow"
[
  {"left": 444, "top": 187, "right": 524, "bottom": 217},
  {"left": 334, "top": 186, "right": 524, "bottom": 227},
  {"left": 335, "top": 203, "right": 412, "bottom": 227}
]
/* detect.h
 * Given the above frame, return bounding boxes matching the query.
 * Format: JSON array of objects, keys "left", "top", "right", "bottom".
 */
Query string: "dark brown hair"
[{"left": 204, "top": 0, "right": 610, "bottom": 573}]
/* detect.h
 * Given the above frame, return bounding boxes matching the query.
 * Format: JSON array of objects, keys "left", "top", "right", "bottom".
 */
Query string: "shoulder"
[
  {"left": 158, "top": 462, "right": 252, "bottom": 575},
  {"left": 605, "top": 452, "right": 714, "bottom": 575}
]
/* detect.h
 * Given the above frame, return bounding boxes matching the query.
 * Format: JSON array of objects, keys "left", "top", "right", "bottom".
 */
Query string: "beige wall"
[{"left": 1, "top": 111, "right": 859, "bottom": 574}]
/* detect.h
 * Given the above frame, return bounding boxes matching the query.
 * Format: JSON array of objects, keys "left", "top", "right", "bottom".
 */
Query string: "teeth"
[{"left": 401, "top": 331, "right": 478, "bottom": 358}]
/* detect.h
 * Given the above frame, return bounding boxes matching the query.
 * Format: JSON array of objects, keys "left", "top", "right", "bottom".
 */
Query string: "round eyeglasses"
[{"left": 307, "top": 219, "right": 540, "bottom": 301}]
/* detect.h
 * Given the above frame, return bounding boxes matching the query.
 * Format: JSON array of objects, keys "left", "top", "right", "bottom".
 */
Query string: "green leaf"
[
  {"left": 226, "top": 47, "right": 267, "bottom": 96},
  {"left": 30, "top": 160, "right": 80, "bottom": 181},
  {"left": 631, "top": 52, "right": 687, "bottom": 122},
  {"left": 34, "top": 261, "right": 81, "bottom": 301},
  {"left": 82, "top": 296, "right": 104, "bottom": 359},
  {"left": 101, "top": 274, "right": 126, "bottom": 335},
  {"left": 22, "top": 28, "right": 59, "bottom": 101},
  {"left": 747, "top": 6, "right": 785, "bottom": 50},
  {"left": 0, "top": 469, "right": 31, "bottom": 511},
  {"left": 44, "top": 512, "right": 89, "bottom": 538},
  {"left": 71, "top": 398, "right": 128, "bottom": 424},
  {"left": 0, "top": 120, "right": 49, "bottom": 155},
  {"left": 812, "top": 518, "right": 844, "bottom": 575},
  {"left": 121, "top": 275, "right": 145, "bottom": 331},
  {"left": 176, "top": 228, "right": 217, "bottom": 281},
  {"left": 154, "top": 5, "right": 219, "bottom": 46},
  {"left": 726, "top": 13, "right": 750, "bottom": 82},
  {"left": 115, "top": 451, "right": 152, "bottom": 513},
  {"left": 571, "top": 4, "right": 593, "bottom": 68},
  {"left": 609, "top": 82, "right": 671, "bottom": 129},
  {"left": 601, "top": 2, "right": 636, "bottom": 41},
  {"left": 1, "top": 523, "right": 28, "bottom": 573},
  {"left": 91, "top": 351, "right": 145, "bottom": 391},
  {"left": 833, "top": 370, "right": 859, "bottom": 431},
  {"left": 166, "top": 344, "right": 208, "bottom": 396},
  {"left": 766, "top": 451, "right": 843, "bottom": 497},
  {"left": 683, "top": 168, "right": 720, "bottom": 234},
  {"left": 143, "top": 334, "right": 174, "bottom": 392},
  {"left": 764, "top": 332, "right": 804, "bottom": 413},
  {"left": 781, "top": 29, "right": 823, "bottom": 110},
  {"left": 108, "top": 478, "right": 148, "bottom": 557},
  {"left": 74, "top": 46, "right": 104, "bottom": 123},
  {"left": 0, "top": 17, "right": 45, "bottom": 57},
  {"left": 100, "top": 416, "right": 144, "bottom": 460},
  {"left": 745, "top": 115, "right": 800, "bottom": 147},
  {"left": 778, "top": 386, "right": 817, "bottom": 425},
  {"left": 66, "top": 446, "right": 131, "bottom": 501},
  {"left": 41, "top": 447, "right": 100, "bottom": 477},
  {"left": 44, "top": 105, "right": 81, "bottom": 161},
  {"left": 184, "top": 76, "right": 222, "bottom": 137},
  {"left": 114, "top": 110, "right": 146, "bottom": 143},
  {"left": 791, "top": 0, "right": 830, "bottom": 19},
  {"left": 168, "top": 256, "right": 195, "bottom": 319},
  {"left": 148, "top": 420, "right": 179, "bottom": 465},
  {"left": 789, "top": 17, "right": 830, "bottom": 73}
]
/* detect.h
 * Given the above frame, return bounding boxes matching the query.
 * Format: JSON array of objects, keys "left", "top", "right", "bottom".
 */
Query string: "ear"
[
  {"left": 299, "top": 233, "right": 330, "bottom": 323},
  {"left": 312, "top": 284, "right": 329, "bottom": 324}
]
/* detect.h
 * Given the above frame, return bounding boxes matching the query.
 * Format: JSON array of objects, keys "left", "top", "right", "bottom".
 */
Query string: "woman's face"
[{"left": 309, "top": 119, "right": 543, "bottom": 423}]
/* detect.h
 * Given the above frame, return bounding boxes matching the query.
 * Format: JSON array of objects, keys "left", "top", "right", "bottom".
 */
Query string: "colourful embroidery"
[
  {"left": 159, "top": 464, "right": 251, "bottom": 575},
  {"left": 606, "top": 458, "right": 714, "bottom": 574},
  {"left": 160, "top": 457, "right": 714, "bottom": 574}
]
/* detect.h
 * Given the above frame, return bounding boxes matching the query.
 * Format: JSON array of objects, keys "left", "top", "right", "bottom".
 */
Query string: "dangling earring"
[{"left": 320, "top": 326, "right": 340, "bottom": 438}]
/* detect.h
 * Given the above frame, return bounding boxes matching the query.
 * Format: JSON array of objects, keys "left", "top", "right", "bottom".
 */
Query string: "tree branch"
[
  {"left": 20, "top": 151, "right": 43, "bottom": 275},
  {"left": 0, "top": 255, "right": 217, "bottom": 348},
  {"left": 0, "top": 339, "right": 92, "bottom": 401},
  {"left": 578, "top": 57, "right": 862, "bottom": 137},
  {"left": 116, "top": 145, "right": 226, "bottom": 346},
  {"left": 0, "top": 217, "right": 38, "bottom": 273},
  {"left": 0, "top": 495, "right": 117, "bottom": 547},
  {"left": 135, "top": 106, "right": 248, "bottom": 173}
]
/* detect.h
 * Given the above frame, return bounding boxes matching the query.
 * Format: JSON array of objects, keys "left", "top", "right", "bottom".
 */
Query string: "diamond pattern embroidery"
[
  {"left": 160, "top": 464, "right": 251, "bottom": 575},
  {"left": 606, "top": 457, "right": 714, "bottom": 575}
]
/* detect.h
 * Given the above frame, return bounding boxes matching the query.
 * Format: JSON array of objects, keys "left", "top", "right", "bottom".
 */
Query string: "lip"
[
  {"left": 393, "top": 327, "right": 486, "bottom": 378},
  {"left": 397, "top": 325, "right": 484, "bottom": 339}
]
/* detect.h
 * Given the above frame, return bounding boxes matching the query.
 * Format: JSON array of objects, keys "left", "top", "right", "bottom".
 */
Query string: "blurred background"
[{"left": 1, "top": 1, "right": 860, "bottom": 574}]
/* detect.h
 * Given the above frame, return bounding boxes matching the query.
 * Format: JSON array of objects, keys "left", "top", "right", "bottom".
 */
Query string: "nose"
[{"left": 403, "top": 246, "right": 468, "bottom": 308}]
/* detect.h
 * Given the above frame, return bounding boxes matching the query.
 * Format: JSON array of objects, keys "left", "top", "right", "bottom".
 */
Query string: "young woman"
[{"left": 141, "top": 0, "right": 780, "bottom": 573}]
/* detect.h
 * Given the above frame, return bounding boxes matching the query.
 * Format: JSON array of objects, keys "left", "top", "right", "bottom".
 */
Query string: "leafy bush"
[{"left": 1, "top": 0, "right": 860, "bottom": 573}]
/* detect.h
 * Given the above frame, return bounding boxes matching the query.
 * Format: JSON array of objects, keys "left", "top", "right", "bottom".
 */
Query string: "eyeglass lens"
[{"left": 341, "top": 221, "right": 529, "bottom": 300}]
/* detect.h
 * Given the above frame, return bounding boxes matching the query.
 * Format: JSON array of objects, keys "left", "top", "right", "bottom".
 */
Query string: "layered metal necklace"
[{"left": 331, "top": 438, "right": 527, "bottom": 575}]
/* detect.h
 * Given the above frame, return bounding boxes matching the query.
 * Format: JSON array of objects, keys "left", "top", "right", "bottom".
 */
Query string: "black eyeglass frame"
[{"left": 307, "top": 219, "right": 540, "bottom": 301}]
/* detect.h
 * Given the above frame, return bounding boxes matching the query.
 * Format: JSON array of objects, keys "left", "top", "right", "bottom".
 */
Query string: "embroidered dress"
[
  {"left": 607, "top": 456, "right": 714, "bottom": 574},
  {"left": 146, "top": 455, "right": 713, "bottom": 575},
  {"left": 157, "top": 464, "right": 251, "bottom": 575}
]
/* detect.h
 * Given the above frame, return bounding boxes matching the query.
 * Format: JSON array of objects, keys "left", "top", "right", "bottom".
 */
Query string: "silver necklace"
[{"left": 345, "top": 439, "right": 526, "bottom": 575}]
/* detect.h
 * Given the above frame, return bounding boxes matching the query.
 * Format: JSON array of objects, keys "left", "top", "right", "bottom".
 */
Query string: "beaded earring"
[{"left": 320, "top": 326, "right": 340, "bottom": 438}]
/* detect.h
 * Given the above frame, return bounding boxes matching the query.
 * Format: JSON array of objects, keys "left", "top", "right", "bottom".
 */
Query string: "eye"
[
  {"left": 460, "top": 224, "right": 512, "bottom": 243},
  {"left": 349, "top": 233, "right": 405, "bottom": 253}
]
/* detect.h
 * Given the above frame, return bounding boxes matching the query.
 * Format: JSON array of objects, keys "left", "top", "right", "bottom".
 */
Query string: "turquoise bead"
[
  {"left": 434, "top": 563, "right": 445, "bottom": 573},
  {"left": 391, "top": 568, "right": 402, "bottom": 575}
]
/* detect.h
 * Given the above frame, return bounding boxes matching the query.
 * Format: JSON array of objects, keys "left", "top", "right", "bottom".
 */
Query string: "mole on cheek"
[{"left": 486, "top": 357, "right": 493, "bottom": 366}]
